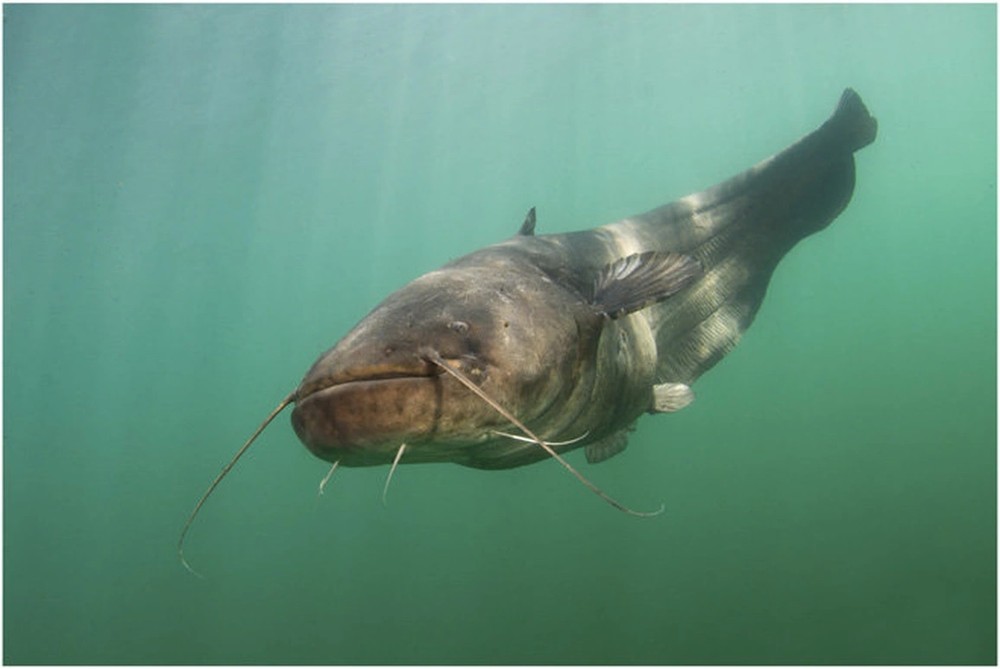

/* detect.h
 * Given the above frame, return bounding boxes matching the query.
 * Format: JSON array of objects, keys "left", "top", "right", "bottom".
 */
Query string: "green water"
[{"left": 4, "top": 4, "right": 996, "bottom": 665}]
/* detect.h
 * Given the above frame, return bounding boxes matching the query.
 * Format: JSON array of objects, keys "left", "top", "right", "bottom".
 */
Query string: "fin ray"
[
  {"left": 652, "top": 382, "right": 694, "bottom": 413},
  {"left": 592, "top": 251, "right": 702, "bottom": 319},
  {"left": 585, "top": 430, "right": 630, "bottom": 464}
]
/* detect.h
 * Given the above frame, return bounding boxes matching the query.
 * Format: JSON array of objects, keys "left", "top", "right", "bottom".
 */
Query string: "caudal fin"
[
  {"left": 642, "top": 89, "right": 878, "bottom": 385},
  {"left": 826, "top": 88, "right": 878, "bottom": 152}
]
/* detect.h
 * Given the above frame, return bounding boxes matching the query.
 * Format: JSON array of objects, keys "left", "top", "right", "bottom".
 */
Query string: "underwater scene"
[{"left": 4, "top": 4, "right": 996, "bottom": 665}]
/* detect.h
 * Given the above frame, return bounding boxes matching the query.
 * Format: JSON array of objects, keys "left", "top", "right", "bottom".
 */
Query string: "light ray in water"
[
  {"left": 424, "top": 351, "right": 663, "bottom": 518},
  {"left": 318, "top": 460, "right": 340, "bottom": 496},
  {"left": 382, "top": 443, "right": 407, "bottom": 506}
]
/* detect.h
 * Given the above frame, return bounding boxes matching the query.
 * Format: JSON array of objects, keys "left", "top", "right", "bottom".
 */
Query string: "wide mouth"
[
  {"left": 298, "top": 373, "right": 438, "bottom": 402},
  {"left": 295, "top": 358, "right": 445, "bottom": 403},
  {"left": 290, "top": 352, "right": 501, "bottom": 464},
  {"left": 291, "top": 369, "right": 492, "bottom": 467}
]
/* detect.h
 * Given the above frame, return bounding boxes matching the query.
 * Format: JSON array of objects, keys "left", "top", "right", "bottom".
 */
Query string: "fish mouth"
[
  {"left": 295, "top": 356, "right": 444, "bottom": 400},
  {"left": 290, "top": 361, "right": 474, "bottom": 466}
]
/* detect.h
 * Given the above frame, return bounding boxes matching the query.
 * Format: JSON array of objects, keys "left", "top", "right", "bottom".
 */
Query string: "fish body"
[
  {"left": 290, "top": 89, "right": 878, "bottom": 470},
  {"left": 179, "top": 90, "right": 877, "bottom": 570}
]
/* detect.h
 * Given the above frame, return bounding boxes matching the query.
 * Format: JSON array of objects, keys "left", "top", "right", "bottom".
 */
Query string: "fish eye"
[{"left": 448, "top": 321, "right": 470, "bottom": 335}]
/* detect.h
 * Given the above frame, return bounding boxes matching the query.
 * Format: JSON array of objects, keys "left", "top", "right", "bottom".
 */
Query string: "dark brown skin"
[
  {"left": 290, "top": 253, "right": 618, "bottom": 468},
  {"left": 179, "top": 90, "right": 876, "bottom": 573},
  {"left": 290, "top": 90, "right": 876, "bottom": 471}
]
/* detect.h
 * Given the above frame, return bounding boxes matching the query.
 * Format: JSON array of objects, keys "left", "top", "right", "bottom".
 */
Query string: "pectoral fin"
[
  {"left": 585, "top": 429, "right": 630, "bottom": 464},
  {"left": 591, "top": 251, "right": 702, "bottom": 319},
  {"left": 651, "top": 382, "right": 694, "bottom": 413}
]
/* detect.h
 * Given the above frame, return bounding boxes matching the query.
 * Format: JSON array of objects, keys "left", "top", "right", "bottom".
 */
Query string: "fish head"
[{"left": 290, "top": 261, "right": 593, "bottom": 466}]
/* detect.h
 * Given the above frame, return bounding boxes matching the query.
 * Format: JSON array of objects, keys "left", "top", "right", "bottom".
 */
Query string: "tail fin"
[
  {"left": 637, "top": 89, "right": 878, "bottom": 385},
  {"left": 825, "top": 88, "right": 878, "bottom": 152}
]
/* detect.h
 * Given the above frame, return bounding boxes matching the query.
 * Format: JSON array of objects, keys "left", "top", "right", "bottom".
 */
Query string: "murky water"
[{"left": 4, "top": 4, "right": 995, "bottom": 664}]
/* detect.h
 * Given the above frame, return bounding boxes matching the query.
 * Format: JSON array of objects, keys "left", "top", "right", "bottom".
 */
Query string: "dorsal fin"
[
  {"left": 518, "top": 207, "right": 536, "bottom": 236},
  {"left": 591, "top": 251, "right": 702, "bottom": 319}
]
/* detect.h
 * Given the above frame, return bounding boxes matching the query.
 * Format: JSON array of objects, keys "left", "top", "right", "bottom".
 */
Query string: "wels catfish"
[{"left": 180, "top": 89, "right": 877, "bottom": 572}]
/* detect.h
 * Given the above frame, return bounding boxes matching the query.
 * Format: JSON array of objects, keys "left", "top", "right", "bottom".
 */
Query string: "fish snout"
[
  {"left": 291, "top": 374, "right": 441, "bottom": 465},
  {"left": 290, "top": 348, "right": 503, "bottom": 466}
]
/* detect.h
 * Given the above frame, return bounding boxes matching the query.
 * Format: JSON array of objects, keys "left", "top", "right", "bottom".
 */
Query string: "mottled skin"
[{"left": 291, "top": 90, "right": 877, "bottom": 470}]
